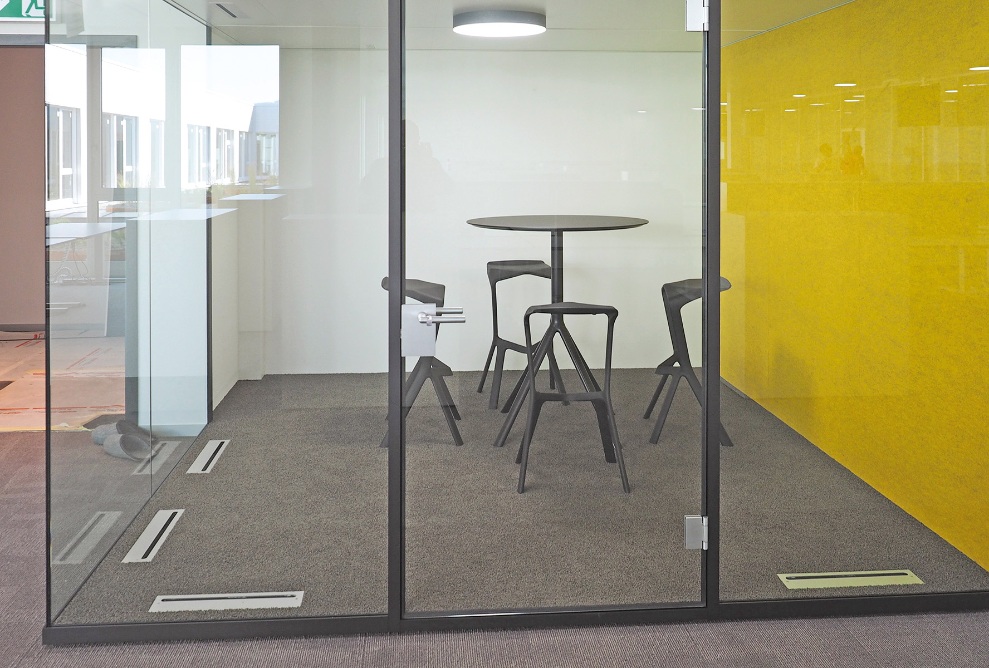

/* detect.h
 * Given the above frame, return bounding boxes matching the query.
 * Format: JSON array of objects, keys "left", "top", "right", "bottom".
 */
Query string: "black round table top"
[{"left": 468, "top": 215, "right": 648, "bottom": 233}]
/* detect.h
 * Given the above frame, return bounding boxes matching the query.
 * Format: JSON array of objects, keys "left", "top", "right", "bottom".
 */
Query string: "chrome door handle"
[
  {"left": 402, "top": 304, "right": 467, "bottom": 356},
  {"left": 418, "top": 307, "right": 466, "bottom": 325}
]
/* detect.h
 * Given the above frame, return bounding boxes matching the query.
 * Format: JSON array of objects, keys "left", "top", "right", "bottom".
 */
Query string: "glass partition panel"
[
  {"left": 403, "top": 1, "right": 707, "bottom": 614},
  {"left": 46, "top": 0, "right": 208, "bottom": 623},
  {"left": 720, "top": 0, "right": 989, "bottom": 601},
  {"left": 49, "top": 0, "right": 390, "bottom": 625}
]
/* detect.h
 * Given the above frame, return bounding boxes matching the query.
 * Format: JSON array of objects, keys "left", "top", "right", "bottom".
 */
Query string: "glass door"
[{"left": 401, "top": 0, "right": 713, "bottom": 616}]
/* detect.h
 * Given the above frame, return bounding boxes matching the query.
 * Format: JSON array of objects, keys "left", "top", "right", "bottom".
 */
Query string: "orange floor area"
[{"left": 0, "top": 334, "right": 124, "bottom": 432}]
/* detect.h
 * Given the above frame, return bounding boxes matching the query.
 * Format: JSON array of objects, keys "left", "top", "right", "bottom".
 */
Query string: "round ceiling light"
[{"left": 453, "top": 10, "right": 547, "bottom": 37}]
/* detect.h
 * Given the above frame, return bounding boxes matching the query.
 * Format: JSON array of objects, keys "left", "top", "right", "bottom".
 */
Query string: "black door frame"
[{"left": 43, "top": 0, "right": 989, "bottom": 646}]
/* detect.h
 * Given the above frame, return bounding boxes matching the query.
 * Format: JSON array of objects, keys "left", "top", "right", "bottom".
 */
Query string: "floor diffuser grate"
[
  {"left": 187, "top": 439, "right": 230, "bottom": 474},
  {"left": 778, "top": 569, "right": 923, "bottom": 590},
  {"left": 53, "top": 511, "right": 122, "bottom": 565},
  {"left": 132, "top": 441, "right": 181, "bottom": 475},
  {"left": 122, "top": 509, "right": 184, "bottom": 563},
  {"left": 149, "top": 591, "right": 305, "bottom": 612}
]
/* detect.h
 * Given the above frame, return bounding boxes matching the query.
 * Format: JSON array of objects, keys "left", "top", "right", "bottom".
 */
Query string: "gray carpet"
[
  {"left": 48, "top": 426, "right": 196, "bottom": 619},
  {"left": 50, "top": 369, "right": 989, "bottom": 626},
  {"left": 5, "top": 431, "right": 989, "bottom": 666}
]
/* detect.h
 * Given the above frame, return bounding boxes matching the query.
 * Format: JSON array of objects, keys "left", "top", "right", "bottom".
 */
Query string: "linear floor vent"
[
  {"left": 149, "top": 591, "right": 305, "bottom": 612},
  {"left": 187, "top": 439, "right": 230, "bottom": 474},
  {"left": 778, "top": 569, "right": 923, "bottom": 590},
  {"left": 122, "top": 509, "right": 184, "bottom": 563},
  {"left": 132, "top": 441, "right": 181, "bottom": 476},
  {"left": 53, "top": 511, "right": 122, "bottom": 565}
]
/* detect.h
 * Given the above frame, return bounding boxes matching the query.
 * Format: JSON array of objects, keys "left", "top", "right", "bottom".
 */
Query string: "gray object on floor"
[
  {"left": 645, "top": 277, "right": 734, "bottom": 447},
  {"left": 477, "top": 259, "right": 567, "bottom": 410},
  {"left": 90, "top": 423, "right": 117, "bottom": 445},
  {"left": 516, "top": 302, "right": 629, "bottom": 493},
  {"left": 91, "top": 419, "right": 154, "bottom": 446},
  {"left": 102, "top": 433, "right": 152, "bottom": 461}
]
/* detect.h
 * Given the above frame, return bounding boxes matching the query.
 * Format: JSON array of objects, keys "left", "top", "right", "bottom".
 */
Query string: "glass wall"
[
  {"left": 46, "top": 1, "right": 211, "bottom": 622},
  {"left": 45, "top": 0, "right": 989, "bottom": 641},
  {"left": 402, "top": 1, "right": 707, "bottom": 613},
  {"left": 720, "top": 0, "right": 989, "bottom": 601},
  {"left": 47, "top": 0, "right": 391, "bottom": 625}
]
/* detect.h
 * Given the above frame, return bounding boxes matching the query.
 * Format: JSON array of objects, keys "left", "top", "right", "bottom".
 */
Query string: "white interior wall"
[
  {"left": 267, "top": 48, "right": 389, "bottom": 375},
  {"left": 269, "top": 48, "right": 704, "bottom": 375}
]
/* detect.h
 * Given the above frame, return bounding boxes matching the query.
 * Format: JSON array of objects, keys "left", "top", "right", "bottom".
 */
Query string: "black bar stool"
[
  {"left": 381, "top": 277, "right": 463, "bottom": 447},
  {"left": 644, "top": 277, "right": 734, "bottom": 447},
  {"left": 515, "top": 302, "right": 630, "bottom": 493},
  {"left": 476, "top": 260, "right": 566, "bottom": 410}
]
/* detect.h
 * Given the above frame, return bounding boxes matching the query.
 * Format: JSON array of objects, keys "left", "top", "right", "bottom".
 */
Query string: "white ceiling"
[{"left": 198, "top": 0, "right": 856, "bottom": 51}]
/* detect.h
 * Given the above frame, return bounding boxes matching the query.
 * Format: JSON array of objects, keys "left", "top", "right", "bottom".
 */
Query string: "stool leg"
[
  {"left": 437, "top": 392, "right": 464, "bottom": 446},
  {"left": 515, "top": 399, "right": 544, "bottom": 464},
  {"left": 558, "top": 324, "right": 601, "bottom": 392},
  {"left": 683, "top": 365, "right": 704, "bottom": 404},
  {"left": 719, "top": 422, "right": 735, "bottom": 448},
  {"left": 517, "top": 398, "right": 543, "bottom": 493},
  {"left": 644, "top": 375, "right": 669, "bottom": 419},
  {"left": 548, "top": 344, "right": 556, "bottom": 390},
  {"left": 605, "top": 403, "right": 630, "bottom": 493},
  {"left": 489, "top": 344, "right": 508, "bottom": 410},
  {"left": 644, "top": 355, "right": 676, "bottom": 418},
  {"left": 476, "top": 341, "right": 496, "bottom": 394},
  {"left": 430, "top": 371, "right": 464, "bottom": 446},
  {"left": 679, "top": 364, "right": 735, "bottom": 447},
  {"left": 431, "top": 367, "right": 462, "bottom": 422},
  {"left": 494, "top": 329, "right": 553, "bottom": 446},
  {"left": 649, "top": 373, "right": 680, "bottom": 444},
  {"left": 546, "top": 346, "right": 569, "bottom": 404},
  {"left": 380, "top": 358, "right": 432, "bottom": 448},
  {"left": 590, "top": 400, "right": 618, "bottom": 463},
  {"left": 500, "top": 367, "right": 526, "bottom": 413}
]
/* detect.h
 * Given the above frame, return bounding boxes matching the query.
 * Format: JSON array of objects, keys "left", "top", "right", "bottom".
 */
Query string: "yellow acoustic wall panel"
[{"left": 722, "top": 0, "right": 989, "bottom": 567}]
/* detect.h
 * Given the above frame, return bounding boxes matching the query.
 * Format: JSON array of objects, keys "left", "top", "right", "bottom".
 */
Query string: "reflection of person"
[
  {"left": 840, "top": 144, "right": 865, "bottom": 176},
  {"left": 359, "top": 121, "right": 451, "bottom": 213},
  {"left": 813, "top": 143, "right": 837, "bottom": 174},
  {"left": 405, "top": 122, "right": 451, "bottom": 212}
]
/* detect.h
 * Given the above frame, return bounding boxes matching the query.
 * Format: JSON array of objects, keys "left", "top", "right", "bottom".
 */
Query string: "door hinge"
[
  {"left": 685, "top": 515, "right": 709, "bottom": 550},
  {"left": 686, "top": 0, "right": 709, "bottom": 32}
]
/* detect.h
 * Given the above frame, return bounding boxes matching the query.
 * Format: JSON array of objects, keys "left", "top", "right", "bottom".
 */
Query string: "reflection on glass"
[
  {"left": 48, "top": 0, "right": 390, "bottom": 626},
  {"left": 721, "top": 0, "right": 989, "bottom": 601}
]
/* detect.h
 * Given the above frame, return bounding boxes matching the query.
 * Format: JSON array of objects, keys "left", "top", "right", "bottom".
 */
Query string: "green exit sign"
[{"left": 0, "top": 0, "right": 45, "bottom": 20}]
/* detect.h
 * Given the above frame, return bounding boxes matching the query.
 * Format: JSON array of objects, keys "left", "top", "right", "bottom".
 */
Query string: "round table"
[
  {"left": 468, "top": 215, "right": 648, "bottom": 448},
  {"left": 467, "top": 215, "right": 647, "bottom": 303}
]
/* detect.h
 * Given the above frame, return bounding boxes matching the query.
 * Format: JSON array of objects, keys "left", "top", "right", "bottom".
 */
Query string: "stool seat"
[
  {"left": 644, "top": 276, "right": 733, "bottom": 447},
  {"left": 526, "top": 302, "right": 618, "bottom": 317},
  {"left": 516, "top": 301, "right": 629, "bottom": 493},
  {"left": 380, "top": 276, "right": 445, "bottom": 307},
  {"left": 486, "top": 259, "right": 552, "bottom": 284},
  {"left": 661, "top": 277, "right": 730, "bottom": 312}
]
